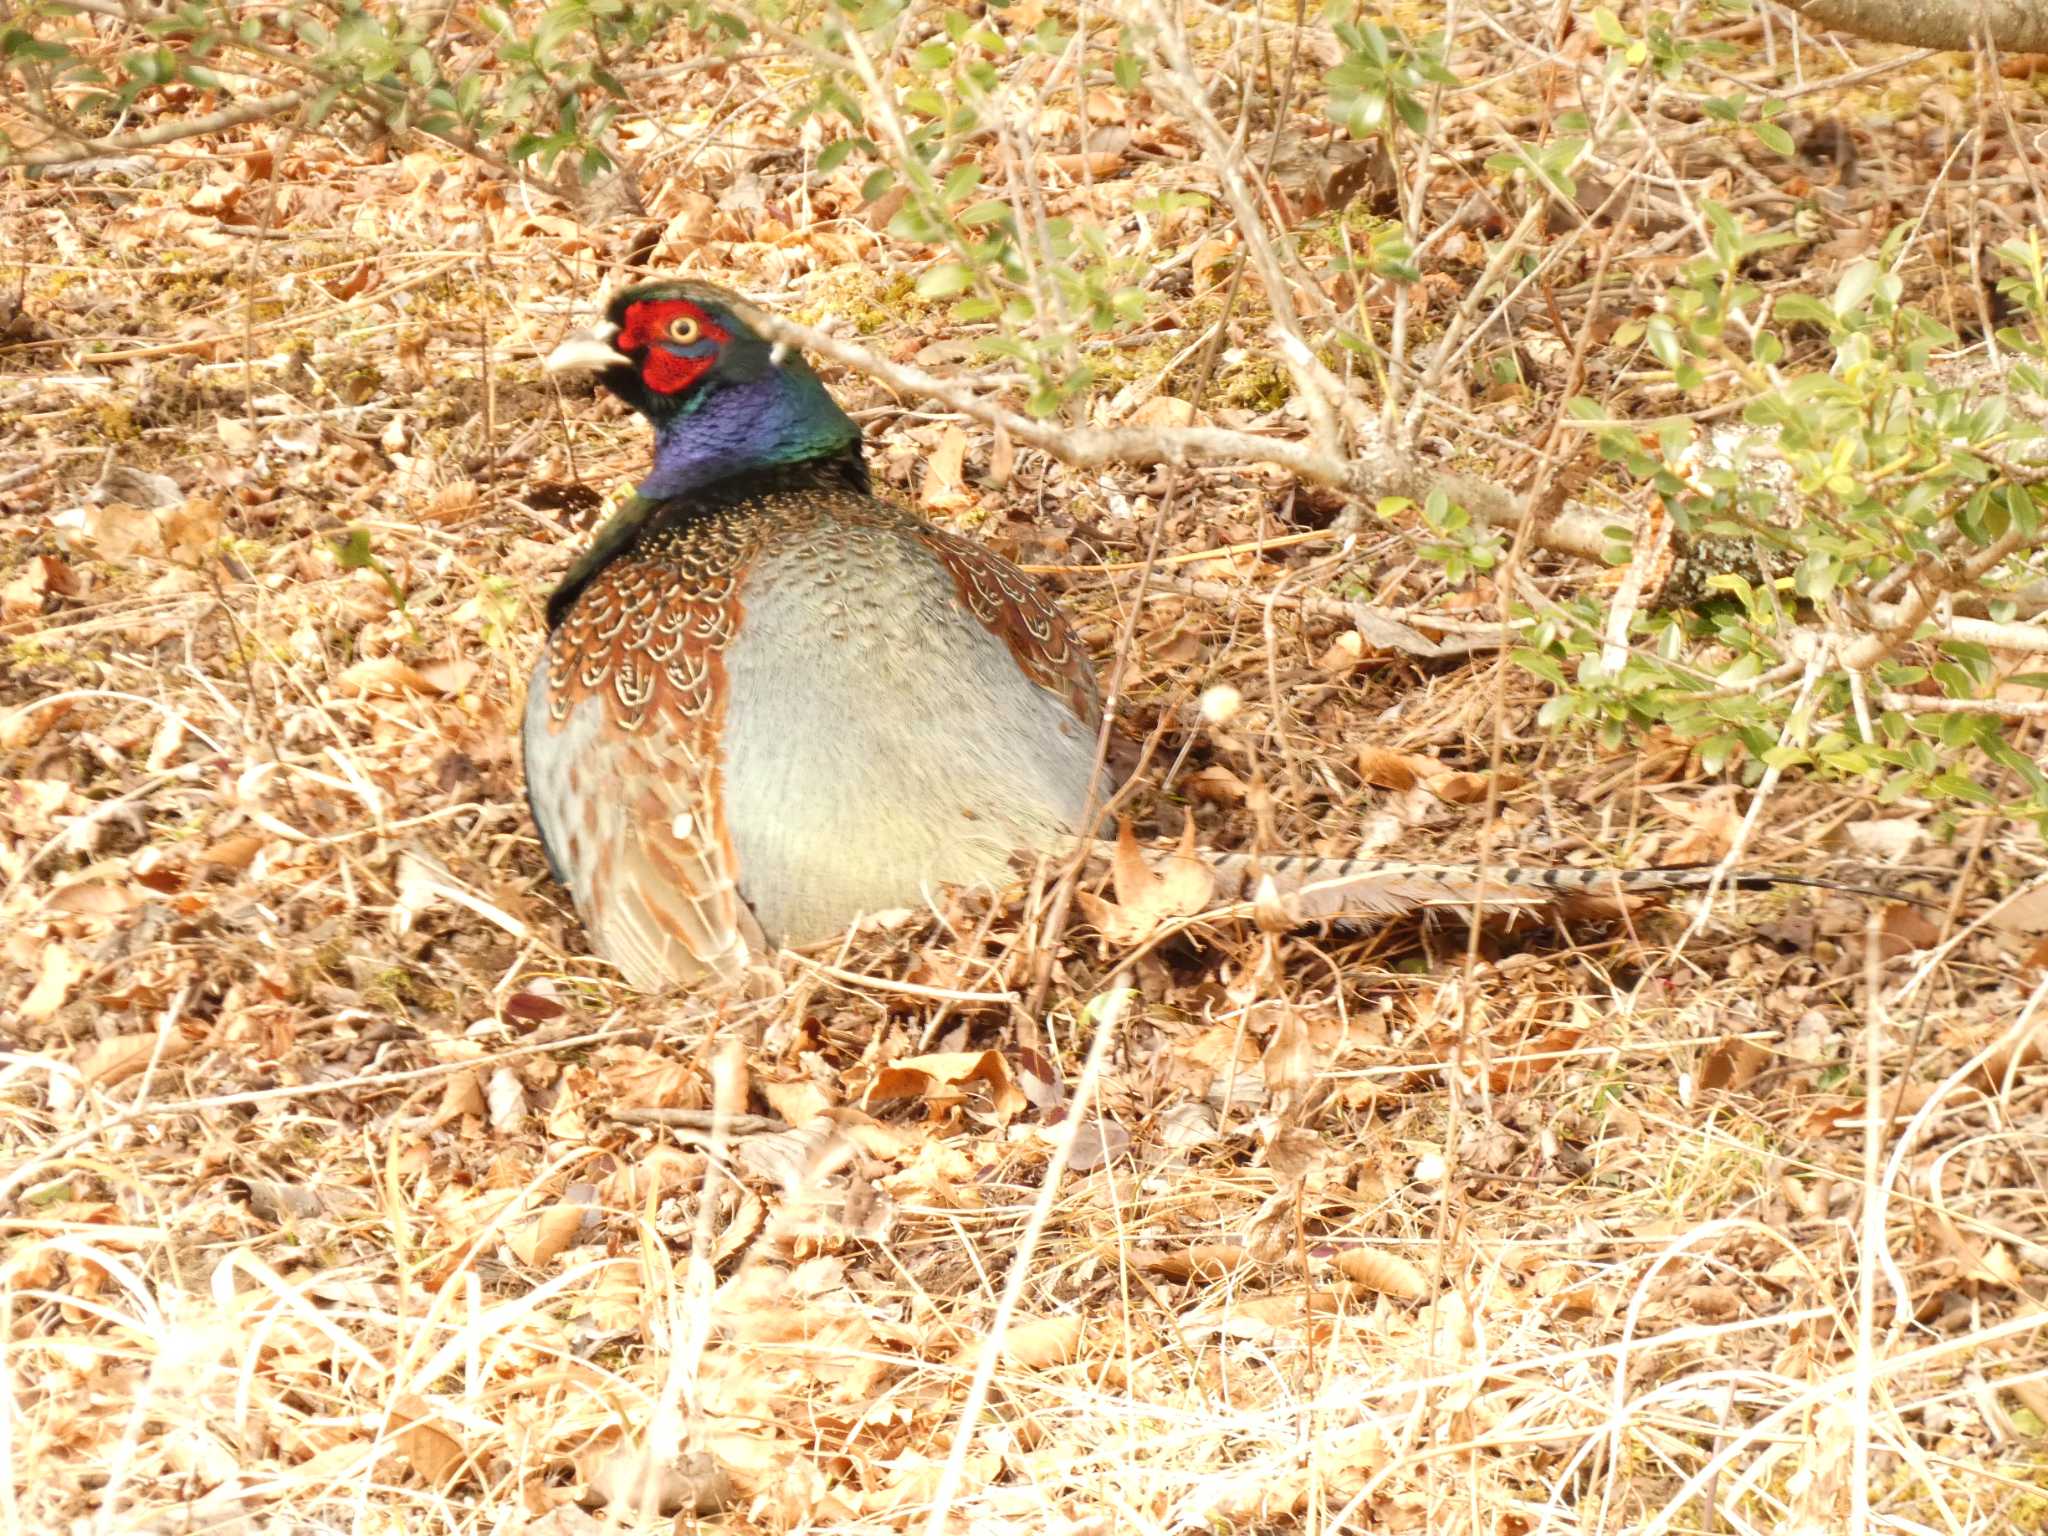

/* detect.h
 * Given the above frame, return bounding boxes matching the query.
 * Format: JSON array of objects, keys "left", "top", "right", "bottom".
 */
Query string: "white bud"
[{"left": 1199, "top": 684, "right": 1242, "bottom": 724}]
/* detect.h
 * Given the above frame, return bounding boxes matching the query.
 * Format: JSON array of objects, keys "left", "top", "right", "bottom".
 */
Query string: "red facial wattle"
[{"left": 616, "top": 299, "right": 730, "bottom": 395}]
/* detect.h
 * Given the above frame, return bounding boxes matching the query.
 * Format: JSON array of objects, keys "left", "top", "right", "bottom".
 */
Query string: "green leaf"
[
  {"left": 1930, "top": 771, "right": 1996, "bottom": 805},
  {"left": 1752, "top": 120, "right": 1793, "bottom": 156},
  {"left": 1698, "top": 734, "right": 1740, "bottom": 774},
  {"left": 957, "top": 198, "right": 1013, "bottom": 228},
  {"left": 1774, "top": 294, "right": 1834, "bottom": 327},
  {"left": 1832, "top": 259, "right": 1880, "bottom": 319},
  {"left": 887, "top": 202, "right": 941, "bottom": 241},
  {"left": 816, "top": 139, "right": 855, "bottom": 173},
  {"left": 1511, "top": 647, "right": 1567, "bottom": 686},
  {"left": 941, "top": 160, "right": 982, "bottom": 204},
  {"left": 306, "top": 82, "right": 343, "bottom": 127},
  {"left": 334, "top": 528, "right": 375, "bottom": 570},
  {"left": 915, "top": 261, "right": 974, "bottom": 299}
]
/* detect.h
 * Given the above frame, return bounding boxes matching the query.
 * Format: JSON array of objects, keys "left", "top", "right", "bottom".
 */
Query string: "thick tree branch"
[{"left": 1783, "top": 0, "right": 2048, "bottom": 53}]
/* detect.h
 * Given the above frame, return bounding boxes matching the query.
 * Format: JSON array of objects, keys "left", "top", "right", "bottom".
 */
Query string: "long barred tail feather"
[
  {"left": 1058, "top": 835, "right": 1903, "bottom": 927},
  {"left": 1211, "top": 853, "right": 1901, "bottom": 923}
]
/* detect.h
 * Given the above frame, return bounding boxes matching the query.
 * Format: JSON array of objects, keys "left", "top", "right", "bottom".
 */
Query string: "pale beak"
[{"left": 544, "top": 322, "right": 629, "bottom": 374}]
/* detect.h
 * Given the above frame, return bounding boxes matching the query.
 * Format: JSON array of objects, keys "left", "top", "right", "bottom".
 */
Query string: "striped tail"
[{"left": 1057, "top": 832, "right": 1896, "bottom": 926}]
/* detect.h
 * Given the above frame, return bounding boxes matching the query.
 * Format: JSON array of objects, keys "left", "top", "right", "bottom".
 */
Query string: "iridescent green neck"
[{"left": 639, "top": 358, "right": 860, "bottom": 500}]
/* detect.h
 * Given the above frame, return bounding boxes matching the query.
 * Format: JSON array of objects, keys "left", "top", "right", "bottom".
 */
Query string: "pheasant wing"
[{"left": 527, "top": 552, "right": 765, "bottom": 987}]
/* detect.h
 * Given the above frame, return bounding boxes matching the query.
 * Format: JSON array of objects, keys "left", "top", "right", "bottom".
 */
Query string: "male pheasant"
[
  {"left": 525, "top": 280, "right": 1102, "bottom": 988},
  {"left": 527, "top": 280, "right": 1882, "bottom": 988}
]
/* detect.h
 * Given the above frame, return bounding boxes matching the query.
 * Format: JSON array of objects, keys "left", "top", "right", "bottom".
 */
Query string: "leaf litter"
[{"left": 1, "top": 12, "right": 2044, "bottom": 1536}]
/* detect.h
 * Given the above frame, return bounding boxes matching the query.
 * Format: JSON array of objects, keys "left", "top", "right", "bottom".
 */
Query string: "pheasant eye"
[{"left": 665, "top": 314, "right": 702, "bottom": 345}]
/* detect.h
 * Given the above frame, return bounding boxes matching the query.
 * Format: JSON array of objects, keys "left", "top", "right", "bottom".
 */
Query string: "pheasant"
[
  {"left": 525, "top": 279, "right": 1102, "bottom": 988},
  {"left": 526, "top": 280, "right": 1879, "bottom": 989}
]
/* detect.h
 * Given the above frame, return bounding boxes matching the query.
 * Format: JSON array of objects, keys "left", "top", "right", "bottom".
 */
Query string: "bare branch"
[
  {"left": 1843, "top": 525, "right": 2034, "bottom": 670},
  {"left": 1875, "top": 692, "right": 2048, "bottom": 719},
  {"left": 738, "top": 303, "right": 1616, "bottom": 560},
  {"left": 10, "top": 86, "right": 323, "bottom": 167}
]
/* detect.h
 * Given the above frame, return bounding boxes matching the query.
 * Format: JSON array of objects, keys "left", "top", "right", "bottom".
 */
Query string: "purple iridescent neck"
[{"left": 637, "top": 361, "right": 862, "bottom": 500}]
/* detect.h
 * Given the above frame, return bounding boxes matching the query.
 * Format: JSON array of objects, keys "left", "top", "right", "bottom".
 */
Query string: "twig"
[
  {"left": 1874, "top": 691, "right": 2048, "bottom": 718},
  {"left": 921, "top": 982, "right": 1126, "bottom": 1536},
  {"left": 1843, "top": 525, "right": 2030, "bottom": 670},
  {"left": 736, "top": 301, "right": 1613, "bottom": 558},
  {"left": 11, "top": 86, "right": 322, "bottom": 166}
]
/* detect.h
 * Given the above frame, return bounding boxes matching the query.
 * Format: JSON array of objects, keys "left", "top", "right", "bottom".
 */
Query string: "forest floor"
[{"left": 4, "top": 5, "right": 2046, "bottom": 1534}]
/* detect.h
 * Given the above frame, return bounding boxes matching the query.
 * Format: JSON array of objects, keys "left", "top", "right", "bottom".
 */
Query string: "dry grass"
[{"left": 5, "top": 5, "right": 2048, "bottom": 1533}]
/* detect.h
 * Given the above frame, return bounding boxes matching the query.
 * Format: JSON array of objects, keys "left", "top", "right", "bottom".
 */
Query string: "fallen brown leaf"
[
  {"left": 1331, "top": 1248, "right": 1430, "bottom": 1300},
  {"left": 919, "top": 424, "right": 974, "bottom": 511},
  {"left": 859, "top": 1049, "right": 1027, "bottom": 1122}
]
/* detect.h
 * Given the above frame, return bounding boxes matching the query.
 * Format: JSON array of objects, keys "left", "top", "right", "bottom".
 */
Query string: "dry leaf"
[
  {"left": 76, "top": 1028, "right": 194, "bottom": 1086},
  {"left": 997, "top": 1314, "right": 1083, "bottom": 1367},
  {"left": 1331, "top": 1247, "right": 1429, "bottom": 1300},
  {"left": 582, "top": 1446, "right": 736, "bottom": 1517},
  {"left": 1263, "top": 1123, "right": 1329, "bottom": 1183},
  {"left": 1314, "top": 630, "right": 1364, "bottom": 673},
  {"left": 919, "top": 425, "right": 974, "bottom": 511},
  {"left": 160, "top": 496, "right": 223, "bottom": 565},
  {"left": 2, "top": 699, "right": 72, "bottom": 748},
  {"left": 48, "top": 879, "right": 139, "bottom": 917},
  {"left": 1206, "top": 1291, "right": 1344, "bottom": 1333},
  {"left": 1977, "top": 1020, "right": 2048, "bottom": 1091},
  {"left": 433, "top": 1069, "right": 485, "bottom": 1126},
  {"left": 199, "top": 831, "right": 268, "bottom": 870},
  {"left": 1260, "top": 1013, "right": 1314, "bottom": 1109},
  {"left": 759, "top": 1077, "right": 835, "bottom": 1125},
  {"left": 2, "top": 554, "right": 78, "bottom": 619},
  {"left": 859, "top": 1049, "right": 1027, "bottom": 1122},
  {"left": 986, "top": 420, "right": 1015, "bottom": 486},
  {"left": 1182, "top": 1242, "right": 1255, "bottom": 1280},
  {"left": 486, "top": 1066, "right": 527, "bottom": 1132},
  {"left": 1357, "top": 746, "right": 1439, "bottom": 790},
  {"left": 1655, "top": 791, "right": 1744, "bottom": 865},
  {"left": 72, "top": 501, "right": 163, "bottom": 559},
  {"left": 1077, "top": 819, "right": 1216, "bottom": 947},
  {"left": 1698, "top": 1037, "right": 1769, "bottom": 1092},
  {"left": 1988, "top": 882, "right": 2048, "bottom": 937},
  {"left": 1878, "top": 902, "right": 1942, "bottom": 957},
  {"left": 416, "top": 658, "right": 478, "bottom": 695},
  {"left": 21, "top": 941, "right": 83, "bottom": 1021},
  {"left": 507, "top": 1204, "right": 585, "bottom": 1266},
  {"left": 389, "top": 1396, "right": 467, "bottom": 1487},
  {"left": 1840, "top": 818, "right": 1925, "bottom": 861},
  {"left": 1186, "top": 764, "right": 1249, "bottom": 804},
  {"left": 339, "top": 657, "right": 443, "bottom": 697},
  {"left": 1128, "top": 395, "right": 1196, "bottom": 430},
  {"left": 1684, "top": 1284, "right": 1743, "bottom": 1320},
  {"left": 1425, "top": 769, "right": 1519, "bottom": 805}
]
